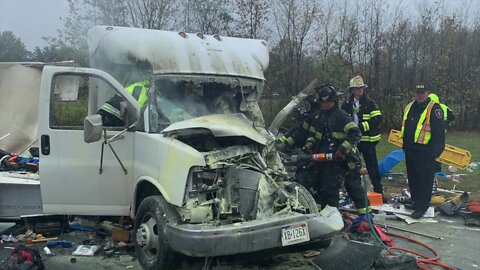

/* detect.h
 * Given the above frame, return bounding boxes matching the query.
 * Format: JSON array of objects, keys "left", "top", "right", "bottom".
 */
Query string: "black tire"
[
  {"left": 280, "top": 182, "right": 331, "bottom": 248},
  {"left": 135, "top": 195, "right": 180, "bottom": 270},
  {"left": 281, "top": 181, "right": 319, "bottom": 214}
]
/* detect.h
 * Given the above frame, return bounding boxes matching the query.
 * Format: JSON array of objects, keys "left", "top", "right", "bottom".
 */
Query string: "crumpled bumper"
[{"left": 166, "top": 205, "right": 343, "bottom": 257}]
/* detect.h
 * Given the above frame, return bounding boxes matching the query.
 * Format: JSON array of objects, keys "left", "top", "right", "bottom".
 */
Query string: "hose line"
[{"left": 360, "top": 172, "right": 457, "bottom": 269}]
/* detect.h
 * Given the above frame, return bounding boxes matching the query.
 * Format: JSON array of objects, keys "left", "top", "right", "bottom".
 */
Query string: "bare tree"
[
  {"left": 271, "top": 0, "right": 319, "bottom": 96},
  {"left": 234, "top": 0, "right": 270, "bottom": 39},
  {"left": 125, "top": 0, "right": 177, "bottom": 29},
  {"left": 181, "top": 0, "right": 234, "bottom": 34},
  {"left": 54, "top": 0, "right": 180, "bottom": 50},
  {"left": 49, "top": 0, "right": 480, "bottom": 130}
]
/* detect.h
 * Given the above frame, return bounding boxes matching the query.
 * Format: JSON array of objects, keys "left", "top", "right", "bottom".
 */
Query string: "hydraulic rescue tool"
[{"left": 287, "top": 153, "right": 334, "bottom": 164}]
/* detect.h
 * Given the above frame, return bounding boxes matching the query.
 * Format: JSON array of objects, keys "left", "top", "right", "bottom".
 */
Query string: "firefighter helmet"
[
  {"left": 306, "top": 84, "right": 342, "bottom": 109},
  {"left": 316, "top": 84, "right": 342, "bottom": 102},
  {"left": 349, "top": 75, "right": 367, "bottom": 89}
]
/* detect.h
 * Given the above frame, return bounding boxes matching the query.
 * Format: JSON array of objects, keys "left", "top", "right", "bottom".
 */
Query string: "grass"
[
  {"left": 51, "top": 99, "right": 88, "bottom": 127},
  {"left": 377, "top": 131, "right": 480, "bottom": 200}
]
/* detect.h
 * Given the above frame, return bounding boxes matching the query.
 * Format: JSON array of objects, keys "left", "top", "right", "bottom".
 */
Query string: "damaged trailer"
[{"left": 0, "top": 26, "right": 343, "bottom": 269}]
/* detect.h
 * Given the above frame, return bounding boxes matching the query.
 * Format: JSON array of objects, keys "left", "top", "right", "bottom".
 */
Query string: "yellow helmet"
[{"left": 349, "top": 75, "right": 367, "bottom": 89}]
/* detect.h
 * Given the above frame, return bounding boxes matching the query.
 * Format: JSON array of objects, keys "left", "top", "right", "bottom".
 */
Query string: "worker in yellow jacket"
[{"left": 98, "top": 80, "right": 149, "bottom": 126}]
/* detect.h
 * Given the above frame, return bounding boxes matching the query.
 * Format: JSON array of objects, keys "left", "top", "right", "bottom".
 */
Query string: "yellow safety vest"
[
  {"left": 126, "top": 81, "right": 149, "bottom": 108},
  {"left": 100, "top": 81, "right": 149, "bottom": 120},
  {"left": 400, "top": 100, "right": 436, "bottom": 144},
  {"left": 439, "top": 103, "right": 449, "bottom": 121}
]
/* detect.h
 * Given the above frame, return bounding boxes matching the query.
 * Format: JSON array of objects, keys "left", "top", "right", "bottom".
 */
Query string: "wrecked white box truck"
[{"left": 0, "top": 26, "right": 343, "bottom": 269}]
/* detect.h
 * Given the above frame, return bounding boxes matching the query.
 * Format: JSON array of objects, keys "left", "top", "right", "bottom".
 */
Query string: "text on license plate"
[{"left": 281, "top": 222, "right": 310, "bottom": 246}]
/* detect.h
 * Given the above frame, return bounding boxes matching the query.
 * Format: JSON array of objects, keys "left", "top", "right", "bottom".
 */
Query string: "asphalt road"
[{"left": 0, "top": 212, "right": 478, "bottom": 270}]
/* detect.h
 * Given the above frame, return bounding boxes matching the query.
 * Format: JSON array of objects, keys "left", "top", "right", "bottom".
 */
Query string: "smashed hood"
[{"left": 162, "top": 114, "right": 267, "bottom": 145}]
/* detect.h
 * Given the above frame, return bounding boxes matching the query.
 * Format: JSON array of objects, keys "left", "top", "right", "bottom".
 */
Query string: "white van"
[{"left": 0, "top": 26, "right": 342, "bottom": 269}]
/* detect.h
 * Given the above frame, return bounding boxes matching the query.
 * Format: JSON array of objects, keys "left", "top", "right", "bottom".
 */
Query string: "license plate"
[{"left": 281, "top": 222, "right": 310, "bottom": 246}]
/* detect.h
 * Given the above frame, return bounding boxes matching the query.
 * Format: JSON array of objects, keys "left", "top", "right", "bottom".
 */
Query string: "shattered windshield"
[{"left": 148, "top": 75, "right": 264, "bottom": 133}]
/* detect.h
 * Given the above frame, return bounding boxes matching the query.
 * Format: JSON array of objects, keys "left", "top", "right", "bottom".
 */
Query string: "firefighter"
[
  {"left": 278, "top": 84, "right": 370, "bottom": 215},
  {"left": 400, "top": 84, "right": 445, "bottom": 219},
  {"left": 97, "top": 80, "right": 149, "bottom": 126},
  {"left": 341, "top": 75, "right": 383, "bottom": 198}
]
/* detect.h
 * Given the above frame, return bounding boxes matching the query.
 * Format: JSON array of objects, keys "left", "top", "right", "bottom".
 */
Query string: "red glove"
[
  {"left": 350, "top": 215, "right": 371, "bottom": 233},
  {"left": 357, "top": 221, "right": 371, "bottom": 233}
]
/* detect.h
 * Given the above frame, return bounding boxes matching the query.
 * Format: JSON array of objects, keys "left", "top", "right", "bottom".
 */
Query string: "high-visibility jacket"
[
  {"left": 439, "top": 104, "right": 448, "bottom": 120},
  {"left": 400, "top": 100, "right": 435, "bottom": 144},
  {"left": 439, "top": 103, "right": 455, "bottom": 124},
  {"left": 400, "top": 98, "right": 445, "bottom": 158},
  {"left": 428, "top": 94, "right": 455, "bottom": 122},
  {"left": 341, "top": 94, "right": 382, "bottom": 142},
  {"left": 100, "top": 81, "right": 149, "bottom": 120}
]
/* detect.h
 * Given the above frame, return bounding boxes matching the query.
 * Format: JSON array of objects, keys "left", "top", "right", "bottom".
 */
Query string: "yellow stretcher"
[{"left": 388, "top": 129, "right": 472, "bottom": 170}]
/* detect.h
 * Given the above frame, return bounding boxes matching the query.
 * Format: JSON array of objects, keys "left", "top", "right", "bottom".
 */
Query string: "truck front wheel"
[{"left": 135, "top": 195, "right": 180, "bottom": 270}]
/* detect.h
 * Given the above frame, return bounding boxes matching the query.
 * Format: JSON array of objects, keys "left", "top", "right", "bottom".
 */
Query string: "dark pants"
[
  {"left": 306, "top": 161, "right": 368, "bottom": 210},
  {"left": 345, "top": 170, "right": 368, "bottom": 210},
  {"left": 358, "top": 141, "right": 382, "bottom": 194},
  {"left": 405, "top": 149, "right": 436, "bottom": 213},
  {"left": 434, "top": 161, "right": 442, "bottom": 174}
]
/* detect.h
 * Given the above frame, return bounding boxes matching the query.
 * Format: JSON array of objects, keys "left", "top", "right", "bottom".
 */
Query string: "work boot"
[
  {"left": 411, "top": 209, "right": 425, "bottom": 219},
  {"left": 381, "top": 193, "right": 389, "bottom": 203},
  {"left": 404, "top": 203, "right": 415, "bottom": 210}
]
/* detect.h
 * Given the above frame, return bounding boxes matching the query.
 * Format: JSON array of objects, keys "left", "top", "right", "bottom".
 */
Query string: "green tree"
[
  {"left": 0, "top": 31, "right": 29, "bottom": 61},
  {"left": 270, "top": 0, "right": 320, "bottom": 96}
]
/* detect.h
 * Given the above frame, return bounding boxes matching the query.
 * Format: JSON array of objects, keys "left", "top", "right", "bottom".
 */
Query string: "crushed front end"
[
  {"left": 153, "top": 75, "right": 343, "bottom": 257},
  {"left": 163, "top": 125, "right": 343, "bottom": 257}
]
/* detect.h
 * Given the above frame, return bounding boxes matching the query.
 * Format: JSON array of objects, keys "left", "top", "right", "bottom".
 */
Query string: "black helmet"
[
  {"left": 305, "top": 84, "right": 342, "bottom": 110},
  {"left": 315, "top": 84, "right": 342, "bottom": 103}
]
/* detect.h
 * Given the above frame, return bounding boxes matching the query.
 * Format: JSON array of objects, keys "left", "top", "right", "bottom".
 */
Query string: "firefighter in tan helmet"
[{"left": 341, "top": 76, "right": 384, "bottom": 199}]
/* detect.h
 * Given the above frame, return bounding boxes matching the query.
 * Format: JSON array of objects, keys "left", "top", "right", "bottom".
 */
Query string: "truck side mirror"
[{"left": 84, "top": 114, "right": 103, "bottom": 143}]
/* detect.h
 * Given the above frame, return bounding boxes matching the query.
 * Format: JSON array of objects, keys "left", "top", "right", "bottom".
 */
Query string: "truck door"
[{"left": 38, "top": 66, "right": 137, "bottom": 216}]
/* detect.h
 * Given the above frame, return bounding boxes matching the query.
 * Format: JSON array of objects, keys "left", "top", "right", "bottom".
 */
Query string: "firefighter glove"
[
  {"left": 350, "top": 214, "right": 372, "bottom": 233},
  {"left": 334, "top": 148, "right": 346, "bottom": 161},
  {"left": 303, "top": 142, "right": 314, "bottom": 151}
]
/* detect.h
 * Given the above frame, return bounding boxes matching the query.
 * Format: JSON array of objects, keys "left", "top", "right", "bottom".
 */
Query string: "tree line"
[{"left": 1, "top": 0, "right": 479, "bottom": 130}]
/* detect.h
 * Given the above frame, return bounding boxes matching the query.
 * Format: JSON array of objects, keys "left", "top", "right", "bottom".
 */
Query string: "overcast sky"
[
  {"left": 0, "top": 0, "right": 478, "bottom": 51},
  {"left": 0, "top": 0, "right": 69, "bottom": 50}
]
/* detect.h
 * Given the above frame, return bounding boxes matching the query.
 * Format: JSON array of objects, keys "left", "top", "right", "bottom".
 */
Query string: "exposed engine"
[{"left": 174, "top": 132, "right": 315, "bottom": 225}]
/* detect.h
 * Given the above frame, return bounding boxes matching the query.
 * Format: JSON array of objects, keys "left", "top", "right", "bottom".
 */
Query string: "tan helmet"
[{"left": 349, "top": 75, "right": 367, "bottom": 89}]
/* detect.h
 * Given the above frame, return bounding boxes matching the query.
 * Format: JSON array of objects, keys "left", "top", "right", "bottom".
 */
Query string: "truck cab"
[{"left": 3, "top": 26, "right": 343, "bottom": 269}]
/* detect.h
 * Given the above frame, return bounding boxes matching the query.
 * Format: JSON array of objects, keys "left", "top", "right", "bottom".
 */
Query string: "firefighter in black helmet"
[{"left": 278, "top": 84, "right": 371, "bottom": 214}]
